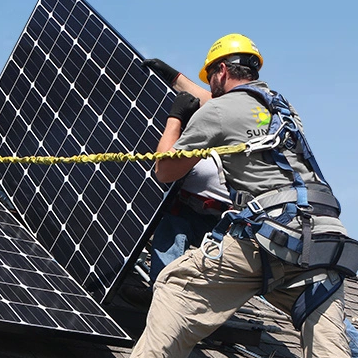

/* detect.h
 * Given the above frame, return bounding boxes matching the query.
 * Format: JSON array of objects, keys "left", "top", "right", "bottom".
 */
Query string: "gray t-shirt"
[{"left": 174, "top": 81, "right": 347, "bottom": 235}]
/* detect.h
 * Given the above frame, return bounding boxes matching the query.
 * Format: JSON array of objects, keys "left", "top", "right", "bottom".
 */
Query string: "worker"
[{"left": 129, "top": 33, "right": 358, "bottom": 358}]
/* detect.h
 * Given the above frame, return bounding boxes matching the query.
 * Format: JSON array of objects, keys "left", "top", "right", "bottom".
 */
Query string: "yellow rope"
[{"left": 0, "top": 143, "right": 246, "bottom": 165}]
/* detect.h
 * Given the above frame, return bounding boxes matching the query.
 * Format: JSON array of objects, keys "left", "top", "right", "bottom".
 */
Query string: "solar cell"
[
  {"left": 0, "top": 203, "right": 132, "bottom": 346},
  {"left": 0, "top": 0, "right": 176, "bottom": 306}
]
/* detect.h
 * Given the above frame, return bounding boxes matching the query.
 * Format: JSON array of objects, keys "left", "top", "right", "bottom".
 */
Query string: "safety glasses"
[{"left": 206, "top": 64, "right": 220, "bottom": 83}]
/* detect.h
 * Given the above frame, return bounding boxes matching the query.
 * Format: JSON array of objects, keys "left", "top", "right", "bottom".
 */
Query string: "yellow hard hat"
[{"left": 199, "top": 33, "right": 263, "bottom": 84}]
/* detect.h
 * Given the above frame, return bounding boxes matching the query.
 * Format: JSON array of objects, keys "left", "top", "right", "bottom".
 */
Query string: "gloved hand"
[
  {"left": 142, "top": 58, "right": 180, "bottom": 84},
  {"left": 168, "top": 91, "right": 200, "bottom": 128}
]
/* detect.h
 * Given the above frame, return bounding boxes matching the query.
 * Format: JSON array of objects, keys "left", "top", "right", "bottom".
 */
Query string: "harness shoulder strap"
[{"left": 230, "top": 84, "right": 329, "bottom": 187}]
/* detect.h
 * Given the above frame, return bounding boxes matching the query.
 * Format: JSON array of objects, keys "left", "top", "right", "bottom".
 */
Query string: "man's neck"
[{"left": 225, "top": 79, "right": 251, "bottom": 93}]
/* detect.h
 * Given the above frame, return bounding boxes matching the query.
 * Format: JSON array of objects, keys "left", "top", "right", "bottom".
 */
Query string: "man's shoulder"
[
  {"left": 202, "top": 80, "right": 272, "bottom": 114},
  {"left": 230, "top": 81, "right": 271, "bottom": 94}
]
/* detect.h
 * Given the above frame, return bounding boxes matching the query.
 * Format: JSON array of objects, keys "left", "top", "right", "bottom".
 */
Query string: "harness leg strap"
[
  {"left": 291, "top": 271, "right": 344, "bottom": 330},
  {"left": 258, "top": 247, "right": 274, "bottom": 295},
  {"left": 300, "top": 211, "right": 312, "bottom": 269}
]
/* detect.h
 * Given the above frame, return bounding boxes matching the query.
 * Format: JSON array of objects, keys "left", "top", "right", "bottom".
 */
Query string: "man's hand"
[
  {"left": 168, "top": 91, "right": 200, "bottom": 128},
  {"left": 142, "top": 58, "right": 180, "bottom": 84}
]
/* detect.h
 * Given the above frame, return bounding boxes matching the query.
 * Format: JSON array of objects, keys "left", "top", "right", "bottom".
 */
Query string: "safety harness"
[{"left": 201, "top": 84, "right": 358, "bottom": 329}]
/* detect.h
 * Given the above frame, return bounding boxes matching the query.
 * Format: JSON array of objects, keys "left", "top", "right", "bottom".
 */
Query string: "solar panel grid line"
[
  {"left": 27, "top": 31, "right": 166, "bottom": 164},
  {"left": 11, "top": 4, "right": 114, "bottom": 148},
  {"left": 0, "top": 203, "right": 132, "bottom": 345},
  {"left": 42, "top": 3, "right": 140, "bottom": 125},
  {"left": 0, "top": 206, "right": 135, "bottom": 343},
  {"left": 17, "top": 82, "right": 136, "bottom": 215},
  {"left": 0, "top": 0, "right": 177, "bottom": 310},
  {"left": 50, "top": 199, "right": 132, "bottom": 289},
  {"left": 0, "top": 37, "right": 168, "bottom": 160}
]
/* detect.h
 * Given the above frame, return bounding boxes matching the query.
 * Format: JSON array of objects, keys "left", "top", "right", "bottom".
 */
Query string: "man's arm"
[
  {"left": 155, "top": 91, "right": 201, "bottom": 183},
  {"left": 173, "top": 74, "right": 211, "bottom": 106},
  {"left": 141, "top": 59, "right": 205, "bottom": 182},
  {"left": 142, "top": 58, "right": 211, "bottom": 106},
  {"left": 155, "top": 116, "right": 200, "bottom": 183}
]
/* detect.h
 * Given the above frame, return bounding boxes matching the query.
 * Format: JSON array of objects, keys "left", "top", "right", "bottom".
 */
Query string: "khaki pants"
[{"left": 130, "top": 234, "right": 350, "bottom": 358}]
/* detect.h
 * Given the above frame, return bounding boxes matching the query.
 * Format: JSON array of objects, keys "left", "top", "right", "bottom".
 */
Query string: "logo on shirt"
[
  {"left": 246, "top": 106, "right": 271, "bottom": 139},
  {"left": 251, "top": 107, "right": 271, "bottom": 128}
]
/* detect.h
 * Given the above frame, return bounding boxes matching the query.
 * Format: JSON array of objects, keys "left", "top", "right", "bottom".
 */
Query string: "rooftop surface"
[{"left": 1, "top": 272, "right": 357, "bottom": 358}]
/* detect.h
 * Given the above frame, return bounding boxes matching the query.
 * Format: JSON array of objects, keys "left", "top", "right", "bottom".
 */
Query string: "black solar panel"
[
  {"left": 0, "top": 0, "right": 176, "bottom": 305},
  {"left": 0, "top": 203, "right": 132, "bottom": 346}
]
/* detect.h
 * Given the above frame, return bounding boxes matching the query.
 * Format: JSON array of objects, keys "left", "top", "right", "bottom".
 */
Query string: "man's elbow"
[
  {"left": 155, "top": 156, "right": 198, "bottom": 183},
  {"left": 155, "top": 169, "right": 173, "bottom": 183},
  {"left": 155, "top": 160, "right": 184, "bottom": 183}
]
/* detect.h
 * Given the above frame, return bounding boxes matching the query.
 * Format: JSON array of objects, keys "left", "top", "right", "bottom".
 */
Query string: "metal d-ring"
[{"left": 200, "top": 233, "right": 224, "bottom": 260}]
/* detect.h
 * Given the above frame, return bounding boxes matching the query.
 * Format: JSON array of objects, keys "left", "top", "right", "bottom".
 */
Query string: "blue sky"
[{"left": 0, "top": 1, "right": 357, "bottom": 239}]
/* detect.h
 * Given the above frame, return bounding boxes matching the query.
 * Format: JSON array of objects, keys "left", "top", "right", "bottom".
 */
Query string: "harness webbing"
[
  {"left": 239, "top": 86, "right": 328, "bottom": 185},
  {"left": 201, "top": 84, "right": 338, "bottom": 274},
  {"left": 234, "top": 84, "right": 328, "bottom": 188},
  {"left": 199, "top": 85, "right": 357, "bottom": 323},
  {"left": 230, "top": 85, "right": 332, "bottom": 268}
]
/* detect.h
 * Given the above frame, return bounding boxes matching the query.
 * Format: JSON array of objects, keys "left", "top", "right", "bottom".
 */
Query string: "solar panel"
[
  {"left": 0, "top": 202, "right": 132, "bottom": 346},
  {"left": 0, "top": 0, "right": 176, "bottom": 305}
]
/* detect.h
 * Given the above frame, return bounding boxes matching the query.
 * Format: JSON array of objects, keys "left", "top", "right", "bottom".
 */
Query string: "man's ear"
[
  {"left": 218, "top": 62, "right": 228, "bottom": 82},
  {"left": 218, "top": 62, "right": 226, "bottom": 75}
]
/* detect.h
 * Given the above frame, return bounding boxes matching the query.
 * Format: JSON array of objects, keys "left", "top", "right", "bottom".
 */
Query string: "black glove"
[
  {"left": 142, "top": 58, "right": 180, "bottom": 84},
  {"left": 168, "top": 91, "right": 200, "bottom": 128}
]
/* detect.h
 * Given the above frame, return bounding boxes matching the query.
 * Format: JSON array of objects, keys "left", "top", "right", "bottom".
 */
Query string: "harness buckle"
[
  {"left": 296, "top": 204, "right": 314, "bottom": 214},
  {"left": 234, "top": 191, "right": 254, "bottom": 209},
  {"left": 244, "top": 134, "right": 281, "bottom": 156},
  {"left": 245, "top": 116, "right": 299, "bottom": 156},
  {"left": 247, "top": 199, "right": 264, "bottom": 214},
  {"left": 200, "top": 233, "right": 224, "bottom": 260}
]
